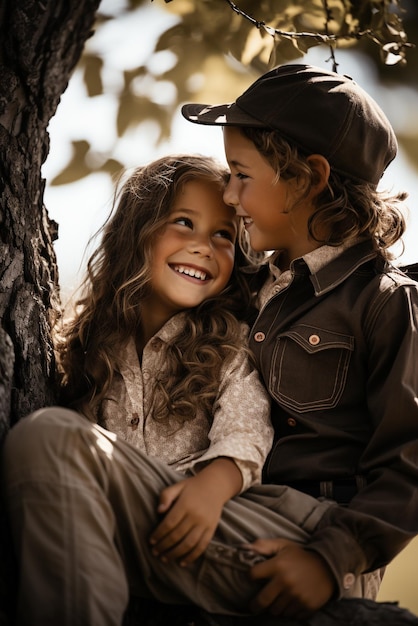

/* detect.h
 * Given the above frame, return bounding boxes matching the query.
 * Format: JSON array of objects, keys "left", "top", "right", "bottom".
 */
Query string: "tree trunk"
[
  {"left": 0, "top": 1, "right": 100, "bottom": 622},
  {"left": 0, "top": 0, "right": 101, "bottom": 430}
]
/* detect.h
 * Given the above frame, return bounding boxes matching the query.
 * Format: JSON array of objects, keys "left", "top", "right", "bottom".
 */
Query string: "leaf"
[
  {"left": 81, "top": 54, "right": 104, "bottom": 97},
  {"left": 397, "top": 134, "right": 418, "bottom": 171},
  {"left": 50, "top": 141, "right": 92, "bottom": 186},
  {"left": 241, "top": 25, "right": 274, "bottom": 66},
  {"left": 98, "top": 158, "right": 125, "bottom": 176}
]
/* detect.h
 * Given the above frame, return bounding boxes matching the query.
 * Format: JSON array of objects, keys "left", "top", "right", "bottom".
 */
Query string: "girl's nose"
[{"left": 189, "top": 234, "right": 213, "bottom": 258}]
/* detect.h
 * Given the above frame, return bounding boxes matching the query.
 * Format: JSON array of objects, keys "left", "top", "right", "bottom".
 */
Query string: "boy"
[{"left": 182, "top": 64, "right": 418, "bottom": 617}]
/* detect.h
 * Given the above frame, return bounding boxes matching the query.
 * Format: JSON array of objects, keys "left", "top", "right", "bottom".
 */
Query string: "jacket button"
[
  {"left": 254, "top": 331, "right": 265, "bottom": 343},
  {"left": 287, "top": 418, "right": 297, "bottom": 427},
  {"left": 309, "top": 334, "right": 320, "bottom": 345}
]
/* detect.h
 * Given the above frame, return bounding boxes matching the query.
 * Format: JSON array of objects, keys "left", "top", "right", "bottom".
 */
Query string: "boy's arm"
[
  {"left": 302, "top": 282, "right": 418, "bottom": 593},
  {"left": 150, "top": 457, "right": 242, "bottom": 565},
  {"left": 255, "top": 279, "right": 418, "bottom": 604},
  {"left": 245, "top": 538, "right": 336, "bottom": 619}
]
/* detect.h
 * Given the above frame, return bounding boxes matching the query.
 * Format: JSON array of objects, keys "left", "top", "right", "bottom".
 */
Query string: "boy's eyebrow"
[{"left": 228, "top": 159, "right": 250, "bottom": 169}]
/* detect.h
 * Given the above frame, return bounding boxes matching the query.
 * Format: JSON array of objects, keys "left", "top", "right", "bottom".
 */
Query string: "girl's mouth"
[{"left": 170, "top": 264, "right": 211, "bottom": 282}]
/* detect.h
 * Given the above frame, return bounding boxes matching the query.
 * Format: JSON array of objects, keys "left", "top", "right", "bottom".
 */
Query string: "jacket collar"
[
  {"left": 291, "top": 239, "right": 378, "bottom": 296},
  {"left": 252, "top": 240, "right": 381, "bottom": 337}
]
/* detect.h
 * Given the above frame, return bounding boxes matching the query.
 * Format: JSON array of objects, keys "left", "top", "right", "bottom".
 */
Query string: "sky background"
[{"left": 40, "top": 2, "right": 418, "bottom": 613}]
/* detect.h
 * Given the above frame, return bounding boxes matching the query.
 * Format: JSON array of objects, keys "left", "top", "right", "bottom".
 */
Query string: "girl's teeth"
[{"left": 174, "top": 266, "right": 207, "bottom": 281}]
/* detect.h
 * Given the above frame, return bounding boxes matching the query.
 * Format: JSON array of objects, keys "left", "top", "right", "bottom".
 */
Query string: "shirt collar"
[
  {"left": 260, "top": 239, "right": 377, "bottom": 306},
  {"left": 270, "top": 241, "right": 355, "bottom": 278}
]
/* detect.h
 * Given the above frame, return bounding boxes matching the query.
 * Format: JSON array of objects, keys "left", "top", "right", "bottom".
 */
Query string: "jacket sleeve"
[
  {"left": 306, "top": 280, "right": 418, "bottom": 596},
  {"left": 192, "top": 323, "right": 273, "bottom": 492}
]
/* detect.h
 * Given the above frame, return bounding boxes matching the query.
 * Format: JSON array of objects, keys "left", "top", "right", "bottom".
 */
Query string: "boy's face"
[{"left": 223, "top": 127, "right": 320, "bottom": 264}]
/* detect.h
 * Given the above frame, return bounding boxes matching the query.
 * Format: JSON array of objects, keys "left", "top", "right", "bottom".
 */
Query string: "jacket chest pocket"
[{"left": 268, "top": 325, "right": 354, "bottom": 413}]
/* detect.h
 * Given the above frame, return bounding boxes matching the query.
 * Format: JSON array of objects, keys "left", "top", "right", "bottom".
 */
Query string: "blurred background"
[{"left": 41, "top": 0, "right": 418, "bottom": 612}]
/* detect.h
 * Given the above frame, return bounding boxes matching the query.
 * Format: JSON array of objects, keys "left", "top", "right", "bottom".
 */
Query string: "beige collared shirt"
[{"left": 100, "top": 313, "right": 272, "bottom": 491}]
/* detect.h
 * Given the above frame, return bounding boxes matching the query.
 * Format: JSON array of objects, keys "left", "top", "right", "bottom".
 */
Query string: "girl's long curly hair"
[
  {"left": 56, "top": 154, "right": 257, "bottom": 423},
  {"left": 241, "top": 127, "right": 407, "bottom": 259}
]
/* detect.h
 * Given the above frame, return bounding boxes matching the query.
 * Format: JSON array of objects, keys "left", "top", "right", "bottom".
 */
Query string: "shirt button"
[
  {"left": 130, "top": 414, "right": 139, "bottom": 429},
  {"left": 150, "top": 338, "right": 162, "bottom": 351},
  {"left": 254, "top": 331, "right": 265, "bottom": 343},
  {"left": 287, "top": 418, "right": 297, "bottom": 427},
  {"left": 343, "top": 573, "right": 356, "bottom": 589},
  {"left": 309, "top": 334, "right": 320, "bottom": 346}
]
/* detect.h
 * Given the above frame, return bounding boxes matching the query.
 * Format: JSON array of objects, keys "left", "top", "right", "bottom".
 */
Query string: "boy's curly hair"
[
  {"left": 241, "top": 127, "right": 407, "bottom": 259},
  {"left": 56, "top": 154, "right": 257, "bottom": 423}
]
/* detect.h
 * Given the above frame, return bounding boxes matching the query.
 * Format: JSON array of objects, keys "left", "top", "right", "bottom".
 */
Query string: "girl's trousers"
[{"left": 1, "top": 407, "right": 380, "bottom": 626}]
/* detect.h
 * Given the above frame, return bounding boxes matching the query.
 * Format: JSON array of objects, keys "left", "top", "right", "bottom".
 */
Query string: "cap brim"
[{"left": 181, "top": 102, "right": 267, "bottom": 127}]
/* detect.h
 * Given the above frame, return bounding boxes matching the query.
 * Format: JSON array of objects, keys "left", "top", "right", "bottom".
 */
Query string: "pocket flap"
[{"left": 283, "top": 325, "right": 354, "bottom": 354}]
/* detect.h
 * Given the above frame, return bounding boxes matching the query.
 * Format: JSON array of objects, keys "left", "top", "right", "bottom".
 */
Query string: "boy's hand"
[
  {"left": 246, "top": 538, "right": 336, "bottom": 619},
  {"left": 149, "top": 476, "right": 224, "bottom": 566}
]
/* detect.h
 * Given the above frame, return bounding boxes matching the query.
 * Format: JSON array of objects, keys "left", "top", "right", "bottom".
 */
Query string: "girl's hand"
[
  {"left": 149, "top": 476, "right": 223, "bottom": 565},
  {"left": 150, "top": 457, "right": 242, "bottom": 566},
  {"left": 245, "top": 538, "right": 336, "bottom": 619}
]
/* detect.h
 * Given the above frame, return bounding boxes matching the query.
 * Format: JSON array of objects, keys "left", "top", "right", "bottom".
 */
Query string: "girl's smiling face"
[
  {"left": 222, "top": 126, "right": 320, "bottom": 265},
  {"left": 144, "top": 179, "right": 237, "bottom": 330}
]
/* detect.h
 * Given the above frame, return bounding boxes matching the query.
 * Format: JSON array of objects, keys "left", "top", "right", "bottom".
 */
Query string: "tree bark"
[
  {"left": 0, "top": 0, "right": 100, "bottom": 427},
  {"left": 0, "top": 1, "right": 100, "bottom": 622}
]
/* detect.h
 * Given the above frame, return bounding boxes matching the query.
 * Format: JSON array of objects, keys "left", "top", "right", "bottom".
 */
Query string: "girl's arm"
[
  {"left": 189, "top": 323, "right": 273, "bottom": 491},
  {"left": 149, "top": 325, "right": 272, "bottom": 567},
  {"left": 149, "top": 457, "right": 242, "bottom": 566}
]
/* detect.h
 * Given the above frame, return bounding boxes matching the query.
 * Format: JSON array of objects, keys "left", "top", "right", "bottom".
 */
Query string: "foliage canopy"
[{"left": 51, "top": 0, "right": 417, "bottom": 186}]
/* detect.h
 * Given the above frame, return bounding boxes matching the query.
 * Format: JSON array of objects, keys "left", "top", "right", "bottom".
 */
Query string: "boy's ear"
[{"left": 307, "top": 154, "right": 330, "bottom": 193}]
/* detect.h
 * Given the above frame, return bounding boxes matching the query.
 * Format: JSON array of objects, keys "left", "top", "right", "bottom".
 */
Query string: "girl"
[
  {"left": 2, "top": 154, "right": 332, "bottom": 625},
  {"left": 56, "top": 154, "right": 274, "bottom": 562},
  {"left": 181, "top": 65, "right": 418, "bottom": 616}
]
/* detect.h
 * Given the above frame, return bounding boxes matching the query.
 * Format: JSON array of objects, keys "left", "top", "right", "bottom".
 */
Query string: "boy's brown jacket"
[{"left": 250, "top": 239, "right": 418, "bottom": 597}]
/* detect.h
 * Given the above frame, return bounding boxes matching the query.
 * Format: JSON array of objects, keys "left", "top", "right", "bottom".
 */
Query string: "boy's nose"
[{"left": 223, "top": 179, "right": 238, "bottom": 210}]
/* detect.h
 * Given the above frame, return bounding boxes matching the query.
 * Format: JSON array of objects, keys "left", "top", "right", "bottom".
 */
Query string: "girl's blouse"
[{"left": 99, "top": 313, "right": 273, "bottom": 491}]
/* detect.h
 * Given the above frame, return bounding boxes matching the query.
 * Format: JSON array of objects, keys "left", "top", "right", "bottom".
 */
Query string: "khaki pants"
[{"left": 1, "top": 408, "right": 379, "bottom": 626}]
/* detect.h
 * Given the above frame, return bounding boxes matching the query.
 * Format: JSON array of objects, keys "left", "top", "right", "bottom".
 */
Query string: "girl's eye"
[
  {"left": 173, "top": 217, "right": 193, "bottom": 228},
  {"left": 235, "top": 172, "right": 248, "bottom": 180},
  {"left": 214, "top": 230, "right": 235, "bottom": 242}
]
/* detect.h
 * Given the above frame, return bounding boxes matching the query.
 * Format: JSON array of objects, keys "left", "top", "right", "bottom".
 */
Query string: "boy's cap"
[{"left": 181, "top": 64, "right": 397, "bottom": 186}]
